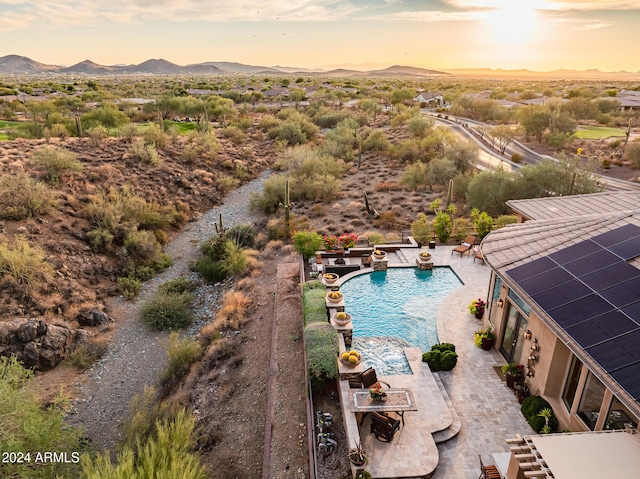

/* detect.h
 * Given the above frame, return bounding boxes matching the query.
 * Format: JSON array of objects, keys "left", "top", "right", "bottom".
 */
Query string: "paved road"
[{"left": 428, "top": 112, "right": 640, "bottom": 192}]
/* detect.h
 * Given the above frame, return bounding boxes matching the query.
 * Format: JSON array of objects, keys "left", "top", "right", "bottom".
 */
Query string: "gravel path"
[{"left": 71, "top": 171, "right": 271, "bottom": 451}]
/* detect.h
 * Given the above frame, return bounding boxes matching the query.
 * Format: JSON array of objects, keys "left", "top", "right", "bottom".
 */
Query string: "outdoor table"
[{"left": 350, "top": 388, "right": 417, "bottom": 425}]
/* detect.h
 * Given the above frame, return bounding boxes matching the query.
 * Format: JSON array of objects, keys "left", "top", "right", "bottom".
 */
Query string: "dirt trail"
[{"left": 70, "top": 172, "right": 270, "bottom": 451}]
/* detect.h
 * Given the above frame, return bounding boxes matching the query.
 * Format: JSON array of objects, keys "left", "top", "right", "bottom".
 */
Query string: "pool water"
[{"left": 340, "top": 267, "right": 462, "bottom": 375}]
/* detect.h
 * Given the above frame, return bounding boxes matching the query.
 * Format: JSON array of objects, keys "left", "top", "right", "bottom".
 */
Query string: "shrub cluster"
[
  {"left": 0, "top": 237, "right": 54, "bottom": 288},
  {"left": 303, "top": 281, "right": 327, "bottom": 325},
  {"left": 31, "top": 145, "right": 83, "bottom": 184},
  {"left": 195, "top": 233, "right": 256, "bottom": 283},
  {"left": 162, "top": 332, "right": 203, "bottom": 385},
  {"left": 422, "top": 343, "right": 458, "bottom": 371},
  {"left": 305, "top": 322, "right": 339, "bottom": 391},
  {"left": 0, "top": 173, "right": 58, "bottom": 220},
  {"left": 140, "top": 280, "right": 195, "bottom": 331},
  {"left": 520, "top": 395, "right": 559, "bottom": 433}
]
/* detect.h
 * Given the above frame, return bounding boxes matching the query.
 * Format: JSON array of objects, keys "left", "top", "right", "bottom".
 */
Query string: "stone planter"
[
  {"left": 481, "top": 337, "right": 495, "bottom": 350},
  {"left": 333, "top": 312, "right": 352, "bottom": 326}
]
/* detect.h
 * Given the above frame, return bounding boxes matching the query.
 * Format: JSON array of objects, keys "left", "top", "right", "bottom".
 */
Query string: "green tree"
[
  {"left": 293, "top": 231, "right": 323, "bottom": 259},
  {"left": 519, "top": 106, "right": 550, "bottom": 142},
  {"left": 400, "top": 161, "right": 429, "bottom": 191},
  {"left": 407, "top": 115, "right": 434, "bottom": 138},
  {"left": 81, "top": 106, "right": 129, "bottom": 129},
  {"left": 426, "top": 158, "right": 457, "bottom": 188},
  {"left": 466, "top": 169, "right": 516, "bottom": 216},
  {"left": 432, "top": 211, "right": 452, "bottom": 243}
]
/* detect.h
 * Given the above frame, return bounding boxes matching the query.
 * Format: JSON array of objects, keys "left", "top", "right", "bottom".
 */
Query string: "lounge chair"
[
  {"left": 360, "top": 367, "right": 390, "bottom": 389},
  {"left": 370, "top": 411, "right": 400, "bottom": 442},
  {"left": 452, "top": 235, "right": 477, "bottom": 257},
  {"left": 479, "top": 455, "right": 501, "bottom": 479}
]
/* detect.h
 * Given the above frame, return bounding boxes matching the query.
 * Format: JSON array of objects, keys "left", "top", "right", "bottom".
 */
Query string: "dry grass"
[{"left": 214, "top": 290, "right": 251, "bottom": 331}]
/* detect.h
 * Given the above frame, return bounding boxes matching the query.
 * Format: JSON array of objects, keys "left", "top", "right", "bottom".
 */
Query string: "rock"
[
  {"left": 16, "top": 318, "right": 48, "bottom": 342},
  {"left": 78, "top": 309, "right": 113, "bottom": 327}
]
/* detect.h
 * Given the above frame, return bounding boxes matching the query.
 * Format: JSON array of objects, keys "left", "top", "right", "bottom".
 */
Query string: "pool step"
[
  {"left": 395, "top": 248, "right": 410, "bottom": 263},
  {"left": 431, "top": 372, "right": 462, "bottom": 444}
]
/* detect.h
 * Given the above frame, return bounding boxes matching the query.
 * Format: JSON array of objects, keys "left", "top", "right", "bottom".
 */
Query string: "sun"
[{"left": 481, "top": 1, "right": 541, "bottom": 43}]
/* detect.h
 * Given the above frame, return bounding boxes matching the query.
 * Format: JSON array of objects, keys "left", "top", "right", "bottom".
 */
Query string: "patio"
[{"left": 335, "top": 244, "right": 534, "bottom": 478}]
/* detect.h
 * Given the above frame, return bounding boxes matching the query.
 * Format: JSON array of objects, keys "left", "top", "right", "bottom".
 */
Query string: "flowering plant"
[
  {"left": 468, "top": 298, "right": 486, "bottom": 316},
  {"left": 339, "top": 233, "right": 358, "bottom": 249},
  {"left": 323, "top": 235, "right": 340, "bottom": 250},
  {"left": 369, "top": 386, "right": 387, "bottom": 401},
  {"left": 373, "top": 249, "right": 385, "bottom": 256},
  {"left": 419, "top": 251, "right": 432, "bottom": 259}
]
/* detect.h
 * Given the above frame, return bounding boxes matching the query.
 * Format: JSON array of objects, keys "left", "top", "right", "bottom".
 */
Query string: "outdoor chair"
[
  {"left": 452, "top": 235, "right": 477, "bottom": 257},
  {"left": 361, "top": 253, "right": 372, "bottom": 268},
  {"left": 360, "top": 367, "right": 390, "bottom": 389},
  {"left": 479, "top": 455, "right": 501, "bottom": 479},
  {"left": 473, "top": 246, "right": 485, "bottom": 264},
  {"left": 370, "top": 411, "right": 400, "bottom": 442}
]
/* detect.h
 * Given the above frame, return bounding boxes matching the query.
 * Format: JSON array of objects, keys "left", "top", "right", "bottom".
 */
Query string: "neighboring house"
[
  {"left": 614, "top": 91, "right": 640, "bottom": 111},
  {"left": 480, "top": 191, "right": 640, "bottom": 434},
  {"left": 413, "top": 92, "right": 444, "bottom": 107}
]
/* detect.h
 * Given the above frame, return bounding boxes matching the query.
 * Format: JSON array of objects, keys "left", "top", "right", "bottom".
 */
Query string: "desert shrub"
[
  {"left": 305, "top": 322, "right": 339, "bottom": 391},
  {"left": 362, "top": 129, "right": 390, "bottom": 152},
  {"left": 521, "top": 395, "right": 558, "bottom": 433},
  {"left": 158, "top": 277, "right": 196, "bottom": 295},
  {"left": 249, "top": 174, "right": 286, "bottom": 214},
  {"left": 221, "top": 241, "right": 249, "bottom": 276},
  {"left": 117, "top": 276, "right": 142, "bottom": 300},
  {"left": 200, "top": 234, "right": 229, "bottom": 261},
  {"left": 86, "top": 125, "right": 109, "bottom": 146},
  {"left": 258, "top": 114, "right": 281, "bottom": 131},
  {"left": 194, "top": 259, "right": 227, "bottom": 283},
  {"left": 31, "top": 145, "right": 82, "bottom": 184},
  {"left": 162, "top": 332, "right": 203, "bottom": 385},
  {"left": 124, "top": 230, "right": 163, "bottom": 266},
  {"left": 426, "top": 158, "right": 457, "bottom": 187},
  {"left": 143, "top": 123, "right": 169, "bottom": 149},
  {"left": 433, "top": 211, "right": 452, "bottom": 243},
  {"left": 293, "top": 230, "right": 323, "bottom": 259},
  {"left": 407, "top": 115, "right": 434, "bottom": 138},
  {"left": 227, "top": 223, "right": 255, "bottom": 248},
  {"left": 0, "top": 237, "right": 53, "bottom": 287},
  {"left": 119, "top": 385, "right": 168, "bottom": 449},
  {"left": 624, "top": 141, "right": 640, "bottom": 168},
  {"left": 400, "top": 161, "right": 429, "bottom": 191},
  {"left": 312, "top": 107, "right": 352, "bottom": 128},
  {"left": 374, "top": 210, "right": 400, "bottom": 230},
  {"left": 214, "top": 290, "right": 251, "bottom": 330},
  {"left": 411, "top": 213, "right": 432, "bottom": 243},
  {"left": 220, "top": 125, "right": 246, "bottom": 144},
  {"left": 0, "top": 356, "right": 85, "bottom": 479},
  {"left": 66, "top": 337, "right": 110, "bottom": 369},
  {"left": 80, "top": 105, "right": 129, "bottom": 129},
  {"left": 130, "top": 137, "right": 162, "bottom": 165},
  {"left": 0, "top": 173, "right": 58, "bottom": 219},
  {"left": 268, "top": 120, "right": 307, "bottom": 145},
  {"left": 50, "top": 123, "right": 71, "bottom": 139},
  {"left": 218, "top": 174, "right": 240, "bottom": 194},
  {"left": 472, "top": 209, "right": 494, "bottom": 239},
  {"left": 303, "top": 280, "right": 327, "bottom": 325},
  {"left": 140, "top": 291, "right": 195, "bottom": 331},
  {"left": 511, "top": 153, "right": 523, "bottom": 163},
  {"left": 364, "top": 231, "right": 385, "bottom": 245},
  {"left": 82, "top": 409, "right": 206, "bottom": 479},
  {"left": 117, "top": 123, "right": 141, "bottom": 140}
]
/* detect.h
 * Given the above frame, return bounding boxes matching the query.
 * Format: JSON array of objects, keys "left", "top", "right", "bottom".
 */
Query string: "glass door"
[{"left": 500, "top": 303, "right": 528, "bottom": 363}]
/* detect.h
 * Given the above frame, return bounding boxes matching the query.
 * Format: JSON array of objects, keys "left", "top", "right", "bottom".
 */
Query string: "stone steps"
[{"left": 431, "top": 372, "right": 462, "bottom": 444}]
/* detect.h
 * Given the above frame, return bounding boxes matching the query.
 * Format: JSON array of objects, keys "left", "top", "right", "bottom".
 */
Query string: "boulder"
[{"left": 77, "top": 309, "right": 113, "bottom": 327}]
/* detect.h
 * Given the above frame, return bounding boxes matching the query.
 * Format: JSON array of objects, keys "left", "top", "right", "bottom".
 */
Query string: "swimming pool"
[{"left": 340, "top": 267, "right": 462, "bottom": 375}]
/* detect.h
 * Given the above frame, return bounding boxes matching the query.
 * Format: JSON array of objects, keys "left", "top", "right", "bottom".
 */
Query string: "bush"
[
  {"left": 305, "top": 322, "right": 339, "bottom": 391},
  {"left": 220, "top": 125, "right": 246, "bottom": 144},
  {"left": 194, "top": 258, "right": 227, "bottom": 283},
  {"left": 66, "top": 337, "right": 110, "bottom": 369},
  {"left": 293, "top": 230, "right": 323, "bottom": 259},
  {"left": 124, "top": 230, "right": 163, "bottom": 266},
  {"left": 400, "top": 161, "right": 429, "bottom": 191},
  {"left": 162, "top": 332, "right": 203, "bottom": 385},
  {"left": 0, "top": 173, "right": 58, "bottom": 220},
  {"left": 0, "top": 237, "right": 53, "bottom": 288},
  {"left": 214, "top": 290, "right": 251, "bottom": 330},
  {"left": 140, "top": 291, "right": 195, "bottom": 330},
  {"left": 81, "top": 409, "right": 206, "bottom": 479},
  {"left": 32, "top": 145, "right": 83, "bottom": 184},
  {"left": 226, "top": 223, "right": 255, "bottom": 248},
  {"left": 433, "top": 211, "right": 452, "bottom": 243},
  {"left": 421, "top": 343, "right": 458, "bottom": 371},
  {"left": 0, "top": 356, "right": 85, "bottom": 479},
  {"left": 158, "top": 277, "right": 196, "bottom": 295},
  {"left": 520, "top": 395, "right": 558, "bottom": 433},
  {"left": 303, "top": 280, "right": 327, "bottom": 325},
  {"left": 117, "top": 276, "right": 142, "bottom": 300}
]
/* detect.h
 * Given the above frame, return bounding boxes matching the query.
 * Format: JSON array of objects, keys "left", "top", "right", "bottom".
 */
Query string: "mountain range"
[
  {"left": 1, "top": 55, "right": 639, "bottom": 79},
  {"left": 0, "top": 55, "right": 447, "bottom": 77}
]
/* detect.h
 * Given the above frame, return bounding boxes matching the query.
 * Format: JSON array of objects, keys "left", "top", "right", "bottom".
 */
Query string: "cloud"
[
  {"left": 359, "top": 10, "right": 478, "bottom": 23},
  {"left": 0, "top": 0, "right": 364, "bottom": 28},
  {"left": 574, "top": 23, "right": 613, "bottom": 30},
  {"left": 444, "top": 0, "right": 640, "bottom": 11}
]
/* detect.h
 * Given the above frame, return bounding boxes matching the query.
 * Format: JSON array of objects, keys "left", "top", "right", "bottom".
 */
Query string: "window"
[
  {"left": 562, "top": 356, "right": 582, "bottom": 412},
  {"left": 508, "top": 289, "right": 531, "bottom": 316},
  {"left": 492, "top": 275, "right": 502, "bottom": 303},
  {"left": 604, "top": 397, "right": 638, "bottom": 430},
  {"left": 577, "top": 372, "right": 606, "bottom": 430}
]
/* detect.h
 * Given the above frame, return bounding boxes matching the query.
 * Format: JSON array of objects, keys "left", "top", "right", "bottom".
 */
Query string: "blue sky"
[{"left": 1, "top": 0, "right": 639, "bottom": 71}]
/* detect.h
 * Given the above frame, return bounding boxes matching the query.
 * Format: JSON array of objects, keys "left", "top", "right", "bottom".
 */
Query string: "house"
[
  {"left": 413, "top": 92, "right": 444, "bottom": 107},
  {"left": 480, "top": 191, "right": 640, "bottom": 434}
]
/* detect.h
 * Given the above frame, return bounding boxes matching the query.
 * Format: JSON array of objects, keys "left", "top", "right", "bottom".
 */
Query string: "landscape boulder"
[{"left": 77, "top": 309, "right": 113, "bottom": 327}]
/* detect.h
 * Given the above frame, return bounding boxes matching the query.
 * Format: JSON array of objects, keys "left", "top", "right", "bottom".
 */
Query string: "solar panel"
[
  {"left": 579, "top": 262, "right": 640, "bottom": 289},
  {"left": 565, "top": 310, "right": 640, "bottom": 348},
  {"left": 548, "top": 240, "right": 601, "bottom": 265},
  {"left": 621, "top": 301, "right": 640, "bottom": 326},
  {"left": 506, "top": 257, "right": 556, "bottom": 282},
  {"left": 563, "top": 250, "right": 623, "bottom": 276},
  {"left": 586, "top": 329, "right": 640, "bottom": 370},
  {"left": 599, "top": 277, "right": 640, "bottom": 306},
  {"left": 547, "top": 294, "right": 613, "bottom": 328},
  {"left": 591, "top": 224, "right": 640, "bottom": 248},
  {"left": 610, "top": 363, "right": 640, "bottom": 401},
  {"left": 518, "top": 268, "right": 575, "bottom": 296},
  {"left": 608, "top": 236, "right": 640, "bottom": 260},
  {"left": 531, "top": 280, "right": 592, "bottom": 310}
]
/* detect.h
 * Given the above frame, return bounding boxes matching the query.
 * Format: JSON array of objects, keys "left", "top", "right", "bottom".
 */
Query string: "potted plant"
[
  {"left": 373, "top": 249, "right": 386, "bottom": 259},
  {"left": 348, "top": 442, "right": 368, "bottom": 467},
  {"left": 323, "top": 272, "right": 339, "bottom": 285},
  {"left": 502, "top": 363, "right": 525, "bottom": 389},
  {"left": 333, "top": 311, "right": 352, "bottom": 326},
  {"left": 326, "top": 291, "right": 343, "bottom": 303},
  {"left": 355, "top": 471, "right": 372, "bottom": 479},
  {"left": 468, "top": 298, "right": 486, "bottom": 319},
  {"left": 369, "top": 386, "right": 387, "bottom": 401},
  {"left": 323, "top": 234, "right": 341, "bottom": 252},
  {"left": 515, "top": 381, "right": 530, "bottom": 403},
  {"left": 418, "top": 251, "right": 432, "bottom": 261},
  {"left": 340, "top": 350, "right": 362, "bottom": 366},
  {"left": 474, "top": 326, "right": 495, "bottom": 350},
  {"left": 338, "top": 233, "right": 358, "bottom": 249}
]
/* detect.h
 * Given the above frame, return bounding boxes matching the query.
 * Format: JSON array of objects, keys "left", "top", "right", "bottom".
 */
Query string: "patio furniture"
[
  {"left": 370, "top": 411, "right": 400, "bottom": 442},
  {"left": 479, "top": 455, "right": 501, "bottom": 479},
  {"left": 360, "top": 367, "right": 390, "bottom": 389},
  {"left": 452, "top": 235, "right": 477, "bottom": 257},
  {"left": 351, "top": 388, "right": 417, "bottom": 425},
  {"left": 473, "top": 246, "right": 485, "bottom": 264},
  {"left": 361, "top": 253, "right": 372, "bottom": 267}
]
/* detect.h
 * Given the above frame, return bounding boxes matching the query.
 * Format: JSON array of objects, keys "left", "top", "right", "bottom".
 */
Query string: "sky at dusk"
[{"left": 1, "top": 0, "right": 639, "bottom": 72}]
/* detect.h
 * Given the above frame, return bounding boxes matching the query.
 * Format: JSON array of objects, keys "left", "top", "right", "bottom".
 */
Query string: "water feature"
[{"left": 340, "top": 267, "right": 462, "bottom": 375}]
